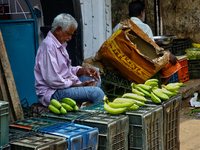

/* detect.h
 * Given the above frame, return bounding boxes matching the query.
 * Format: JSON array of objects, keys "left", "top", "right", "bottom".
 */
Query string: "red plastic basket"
[{"left": 177, "top": 56, "right": 189, "bottom": 83}]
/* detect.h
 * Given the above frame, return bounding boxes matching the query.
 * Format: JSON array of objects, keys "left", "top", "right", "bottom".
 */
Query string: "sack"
[{"left": 98, "top": 19, "right": 169, "bottom": 83}]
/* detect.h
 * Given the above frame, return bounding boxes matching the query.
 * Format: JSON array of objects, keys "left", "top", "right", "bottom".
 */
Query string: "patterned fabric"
[{"left": 51, "top": 67, "right": 105, "bottom": 104}]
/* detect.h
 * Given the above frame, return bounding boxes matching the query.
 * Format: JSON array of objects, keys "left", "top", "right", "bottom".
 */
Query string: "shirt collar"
[
  {"left": 130, "top": 17, "right": 142, "bottom": 23},
  {"left": 47, "top": 31, "right": 67, "bottom": 48}
]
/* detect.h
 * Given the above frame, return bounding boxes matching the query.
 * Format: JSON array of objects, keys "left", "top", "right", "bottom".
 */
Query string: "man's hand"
[
  {"left": 71, "top": 80, "right": 97, "bottom": 87},
  {"left": 169, "top": 53, "right": 178, "bottom": 65},
  {"left": 77, "top": 68, "right": 100, "bottom": 81}
]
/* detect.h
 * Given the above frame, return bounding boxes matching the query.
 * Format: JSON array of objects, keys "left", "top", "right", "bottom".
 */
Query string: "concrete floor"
[{"left": 178, "top": 79, "right": 200, "bottom": 150}]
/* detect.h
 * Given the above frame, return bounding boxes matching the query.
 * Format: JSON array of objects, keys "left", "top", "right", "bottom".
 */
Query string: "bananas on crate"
[
  {"left": 48, "top": 98, "right": 79, "bottom": 115},
  {"left": 132, "top": 79, "right": 186, "bottom": 104}
]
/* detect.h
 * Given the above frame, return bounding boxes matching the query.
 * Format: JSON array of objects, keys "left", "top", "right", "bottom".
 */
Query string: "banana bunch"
[
  {"left": 103, "top": 93, "right": 143, "bottom": 114},
  {"left": 192, "top": 43, "right": 200, "bottom": 48},
  {"left": 131, "top": 78, "right": 186, "bottom": 104},
  {"left": 48, "top": 98, "right": 79, "bottom": 115},
  {"left": 131, "top": 80, "right": 155, "bottom": 98}
]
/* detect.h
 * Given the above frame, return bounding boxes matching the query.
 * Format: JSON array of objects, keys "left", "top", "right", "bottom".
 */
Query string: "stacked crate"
[
  {"left": 10, "top": 132, "right": 67, "bottom": 150},
  {"left": 41, "top": 111, "right": 129, "bottom": 150},
  {"left": 0, "top": 101, "right": 9, "bottom": 150},
  {"left": 81, "top": 101, "right": 164, "bottom": 149}
]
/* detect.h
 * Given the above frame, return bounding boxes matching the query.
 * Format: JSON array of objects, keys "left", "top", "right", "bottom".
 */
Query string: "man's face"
[{"left": 53, "top": 26, "right": 76, "bottom": 44}]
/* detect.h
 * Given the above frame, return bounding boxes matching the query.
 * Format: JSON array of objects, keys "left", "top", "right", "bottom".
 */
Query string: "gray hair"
[{"left": 51, "top": 13, "right": 78, "bottom": 32}]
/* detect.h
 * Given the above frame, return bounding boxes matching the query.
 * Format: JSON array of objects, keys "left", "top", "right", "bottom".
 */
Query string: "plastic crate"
[
  {"left": 10, "top": 133, "right": 67, "bottom": 150},
  {"left": 126, "top": 104, "right": 164, "bottom": 150},
  {"left": 9, "top": 128, "right": 38, "bottom": 143},
  {"left": 38, "top": 122, "right": 99, "bottom": 150},
  {"left": 9, "top": 117, "right": 60, "bottom": 132},
  {"left": 81, "top": 101, "right": 106, "bottom": 112},
  {"left": 170, "top": 38, "right": 191, "bottom": 56},
  {"left": 74, "top": 112, "right": 129, "bottom": 150},
  {"left": 166, "top": 71, "right": 179, "bottom": 84},
  {"left": 0, "top": 101, "right": 9, "bottom": 149},
  {"left": 101, "top": 71, "right": 132, "bottom": 98},
  {"left": 41, "top": 110, "right": 91, "bottom": 122},
  {"left": 188, "top": 59, "right": 200, "bottom": 79},
  {"left": 145, "top": 95, "right": 182, "bottom": 150},
  {"left": 21, "top": 98, "right": 49, "bottom": 118},
  {"left": 0, "top": 145, "right": 10, "bottom": 150},
  {"left": 163, "top": 94, "right": 182, "bottom": 150},
  {"left": 177, "top": 56, "right": 189, "bottom": 83}
]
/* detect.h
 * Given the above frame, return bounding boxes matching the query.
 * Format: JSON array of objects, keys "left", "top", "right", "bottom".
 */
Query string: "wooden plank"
[
  {"left": 0, "top": 29, "right": 24, "bottom": 121},
  {"left": 0, "top": 65, "right": 15, "bottom": 122}
]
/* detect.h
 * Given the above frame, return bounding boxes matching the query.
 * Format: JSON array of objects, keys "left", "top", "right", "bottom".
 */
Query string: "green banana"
[
  {"left": 166, "top": 82, "right": 184, "bottom": 87},
  {"left": 136, "top": 86, "right": 151, "bottom": 97},
  {"left": 162, "top": 84, "right": 180, "bottom": 91},
  {"left": 122, "top": 93, "right": 147, "bottom": 102},
  {"left": 152, "top": 88, "right": 169, "bottom": 100},
  {"left": 150, "top": 91, "right": 161, "bottom": 103},
  {"left": 131, "top": 99, "right": 145, "bottom": 106},
  {"left": 60, "top": 106, "right": 67, "bottom": 114},
  {"left": 137, "top": 84, "right": 152, "bottom": 92},
  {"left": 145, "top": 78, "right": 158, "bottom": 83},
  {"left": 61, "top": 103, "right": 73, "bottom": 111},
  {"left": 161, "top": 87, "right": 173, "bottom": 97},
  {"left": 107, "top": 101, "right": 133, "bottom": 108},
  {"left": 127, "top": 104, "right": 139, "bottom": 110},
  {"left": 73, "top": 105, "right": 79, "bottom": 111},
  {"left": 131, "top": 82, "right": 137, "bottom": 88},
  {"left": 51, "top": 99, "right": 61, "bottom": 109},
  {"left": 104, "top": 102, "right": 126, "bottom": 114},
  {"left": 48, "top": 104, "right": 60, "bottom": 114},
  {"left": 113, "top": 98, "right": 135, "bottom": 104},
  {"left": 171, "top": 91, "right": 178, "bottom": 96},
  {"left": 132, "top": 87, "right": 145, "bottom": 96},
  {"left": 144, "top": 81, "right": 158, "bottom": 87},
  {"left": 61, "top": 98, "right": 76, "bottom": 107}
]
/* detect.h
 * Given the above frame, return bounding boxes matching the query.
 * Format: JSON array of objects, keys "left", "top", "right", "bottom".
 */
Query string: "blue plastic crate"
[
  {"left": 38, "top": 122, "right": 99, "bottom": 150},
  {"left": 167, "top": 71, "right": 179, "bottom": 84},
  {"left": 0, "top": 101, "right": 9, "bottom": 149}
]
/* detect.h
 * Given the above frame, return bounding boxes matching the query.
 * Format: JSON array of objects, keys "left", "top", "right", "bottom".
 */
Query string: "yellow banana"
[
  {"left": 104, "top": 102, "right": 126, "bottom": 114},
  {"left": 150, "top": 91, "right": 161, "bottom": 103},
  {"left": 152, "top": 88, "right": 169, "bottom": 100},
  {"left": 61, "top": 103, "right": 73, "bottom": 111},
  {"left": 73, "top": 105, "right": 79, "bottom": 111},
  {"left": 132, "top": 87, "right": 145, "bottom": 96},
  {"left": 107, "top": 101, "right": 133, "bottom": 108},
  {"left": 61, "top": 98, "right": 76, "bottom": 107},
  {"left": 137, "top": 84, "right": 152, "bottom": 92},
  {"left": 48, "top": 105, "right": 60, "bottom": 114},
  {"left": 122, "top": 93, "right": 147, "bottom": 102},
  {"left": 136, "top": 86, "right": 151, "bottom": 97},
  {"left": 51, "top": 99, "right": 61, "bottom": 109},
  {"left": 60, "top": 106, "right": 67, "bottom": 114},
  {"left": 127, "top": 104, "right": 139, "bottom": 110}
]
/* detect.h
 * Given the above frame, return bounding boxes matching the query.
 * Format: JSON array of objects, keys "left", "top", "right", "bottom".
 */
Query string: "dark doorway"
[{"left": 40, "top": 0, "right": 83, "bottom": 66}]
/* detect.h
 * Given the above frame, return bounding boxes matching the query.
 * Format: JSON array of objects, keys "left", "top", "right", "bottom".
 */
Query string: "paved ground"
[{"left": 178, "top": 79, "right": 200, "bottom": 150}]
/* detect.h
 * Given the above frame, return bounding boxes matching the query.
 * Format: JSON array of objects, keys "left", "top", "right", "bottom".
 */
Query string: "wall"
[{"left": 111, "top": 0, "right": 200, "bottom": 43}]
